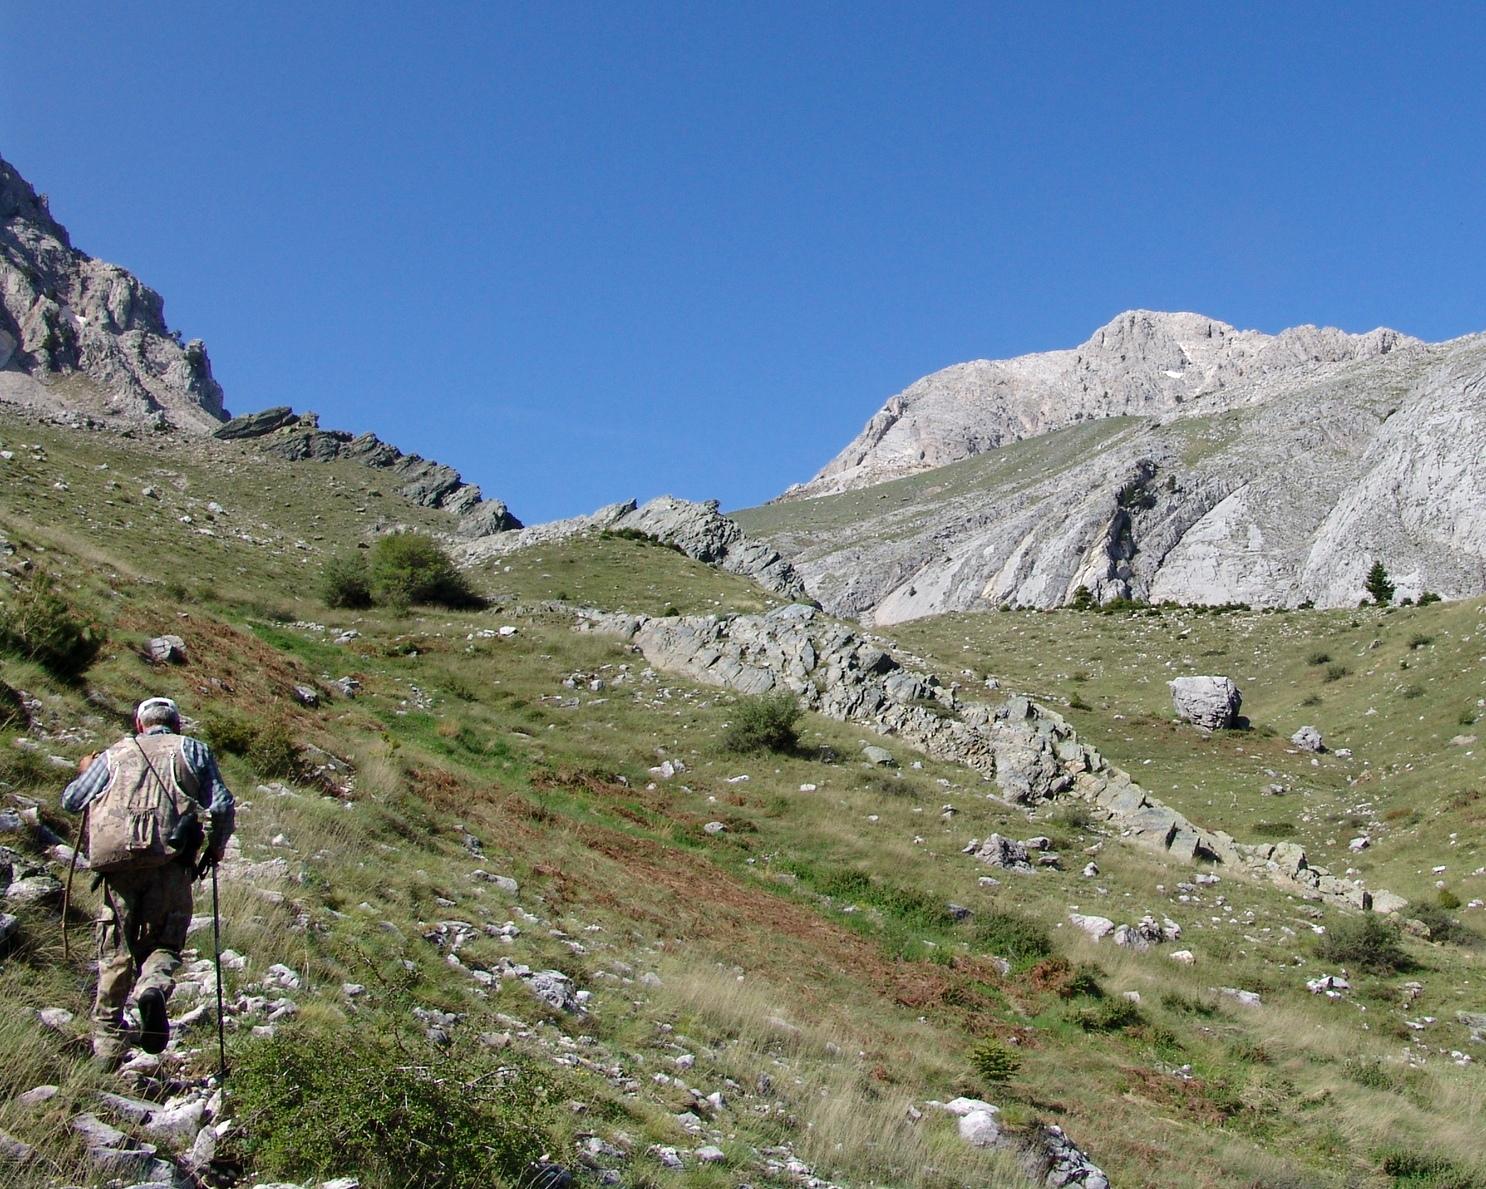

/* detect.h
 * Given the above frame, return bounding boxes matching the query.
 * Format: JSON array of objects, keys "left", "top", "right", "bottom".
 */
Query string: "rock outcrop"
[
  {"left": 465, "top": 496, "right": 812, "bottom": 603},
  {"left": 737, "top": 327, "right": 1486, "bottom": 620},
  {"left": 582, "top": 603, "right": 1403, "bottom": 914},
  {"left": 213, "top": 407, "right": 520, "bottom": 536},
  {"left": 0, "top": 154, "right": 226, "bottom": 431}
]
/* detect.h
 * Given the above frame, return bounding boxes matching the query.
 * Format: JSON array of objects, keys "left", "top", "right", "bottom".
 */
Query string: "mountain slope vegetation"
[{"left": 2, "top": 408, "right": 1484, "bottom": 1188}]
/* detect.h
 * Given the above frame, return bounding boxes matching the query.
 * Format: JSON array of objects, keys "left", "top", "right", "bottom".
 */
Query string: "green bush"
[
  {"left": 1343, "top": 1058, "right": 1401, "bottom": 1092},
  {"left": 1376, "top": 1148, "right": 1479, "bottom": 1188},
  {"left": 247, "top": 717, "right": 299, "bottom": 778},
  {"left": 1364, "top": 561, "right": 1395, "bottom": 606},
  {"left": 0, "top": 574, "right": 106, "bottom": 679},
  {"left": 229, "top": 1020, "right": 550, "bottom": 1187},
  {"left": 1323, "top": 663, "right": 1349, "bottom": 683},
  {"left": 197, "top": 707, "right": 256, "bottom": 755},
  {"left": 1305, "top": 650, "right": 1331, "bottom": 665},
  {"left": 369, "top": 532, "right": 483, "bottom": 611},
  {"left": 320, "top": 552, "right": 373, "bottom": 609},
  {"left": 1068, "top": 586, "right": 1095, "bottom": 611},
  {"left": 1408, "top": 633, "right": 1434, "bottom": 650},
  {"left": 723, "top": 690, "right": 801, "bottom": 754},
  {"left": 972, "top": 911, "right": 1055, "bottom": 966},
  {"left": 1411, "top": 901, "right": 1474, "bottom": 945},
  {"left": 1416, "top": 591, "right": 1442, "bottom": 606},
  {"left": 1317, "top": 914, "right": 1411, "bottom": 972},
  {"left": 968, "top": 1037, "right": 1021, "bottom": 1086},
  {"left": 1074, "top": 997, "right": 1144, "bottom": 1032}
]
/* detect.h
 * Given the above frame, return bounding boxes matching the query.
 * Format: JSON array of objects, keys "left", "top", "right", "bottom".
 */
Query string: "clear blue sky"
[{"left": 5, "top": 3, "right": 1484, "bottom": 523}]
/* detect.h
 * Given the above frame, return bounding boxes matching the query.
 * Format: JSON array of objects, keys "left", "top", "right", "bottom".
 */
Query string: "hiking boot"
[{"left": 136, "top": 987, "right": 169, "bottom": 1054}]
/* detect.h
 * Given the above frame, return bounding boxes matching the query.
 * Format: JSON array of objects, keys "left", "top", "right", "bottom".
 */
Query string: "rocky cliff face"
[
  {"left": 740, "top": 328, "right": 1486, "bottom": 621},
  {"left": 791, "top": 311, "right": 1418, "bottom": 500},
  {"left": 0, "top": 155, "right": 226, "bottom": 431}
]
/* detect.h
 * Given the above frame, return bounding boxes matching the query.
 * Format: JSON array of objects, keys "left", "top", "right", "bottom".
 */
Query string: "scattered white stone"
[
  {"left": 1168, "top": 950, "right": 1196, "bottom": 965},
  {"left": 958, "top": 1109, "right": 1001, "bottom": 1148},
  {"left": 1069, "top": 913, "right": 1115, "bottom": 941}
]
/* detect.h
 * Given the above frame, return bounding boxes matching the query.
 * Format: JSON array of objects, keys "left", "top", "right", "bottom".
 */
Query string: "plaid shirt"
[{"left": 61, "top": 726, "right": 235, "bottom": 839}]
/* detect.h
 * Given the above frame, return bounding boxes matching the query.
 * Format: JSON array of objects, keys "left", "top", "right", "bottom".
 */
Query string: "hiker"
[{"left": 61, "top": 696, "right": 235, "bottom": 1066}]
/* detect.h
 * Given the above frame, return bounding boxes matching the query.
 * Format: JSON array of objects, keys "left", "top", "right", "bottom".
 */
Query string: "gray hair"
[{"left": 135, "top": 697, "right": 180, "bottom": 730}]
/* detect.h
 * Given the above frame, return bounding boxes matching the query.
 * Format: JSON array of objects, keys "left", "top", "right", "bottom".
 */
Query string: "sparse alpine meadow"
[{"left": 2, "top": 408, "right": 1485, "bottom": 1188}]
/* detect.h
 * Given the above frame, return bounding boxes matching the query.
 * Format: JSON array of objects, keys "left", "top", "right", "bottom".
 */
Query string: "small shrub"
[
  {"left": 1068, "top": 693, "right": 1092, "bottom": 711},
  {"left": 247, "top": 717, "right": 299, "bottom": 778},
  {"left": 1049, "top": 802, "right": 1095, "bottom": 832},
  {"left": 1343, "top": 1058, "right": 1401, "bottom": 1091},
  {"left": 723, "top": 690, "right": 801, "bottom": 754},
  {"left": 1300, "top": 694, "right": 1323, "bottom": 707},
  {"left": 0, "top": 574, "right": 106, "bottom": 679},
  {"left": 1364, "top": 561, "right": 1395, "bottom": 606},
  {"left": 1412, "top": 902, "right": 1474, "bottom": 945},
  {"left": 1408, "top": 633, "right": 1434, "bottom": 650},
  {"left": 1074, "top": 998, "right": 1144, "bottom": 1032},
  {"left": 1323, "top": 664, "right": 1349, "bottom": 683},
  {"left": 968, "top": 1037, "right": 1021, "bottom": 1086},
  {"left": 1416, "top": 591, "right": 1442, "bottom": 606},
  {"left": 1068, "top": 586, "right": 1095, "bottom": 611},
  {"left": 1376, "top": 1148, "right": 1478, "bottom": 1188},
  {"left": 369, "top": 532, "right": 482, "bottom": 610},
  {"left": 1459, "top": 708, "right": 1477, "bottom": 727},
  {"left": 1437, "top": 888, "right": 1462, "bottom": 910},
  {"left": 972, "top": 911, "right": 1055, "bottom": 966},
  {"left": 320, "top": 553, "right": 373, "bottom": 609},
  {"left": 1317, "top": 914, "right": 1411, "bottom": 972},
  {"left": 1306, "top": 651, "right": 1331, "bottom": 666},
  {"left": 1400, "top": 684, "right": 1425, "bottom": 699},
  {"left": 1253, "top": 821, "right": 1297, "bottom": 839},
  {"left": 1160, "top": 990, "right": 1218, "bottom": 1017},
  {"left": 230, "top": 1019, "right": 550, "bottom": 1186},
  {"left": 197, "top": 707, "right": 255, "bottom": 755},
  {"left": 1028, "top": 956, "right": 1102, "bottom": 999}
]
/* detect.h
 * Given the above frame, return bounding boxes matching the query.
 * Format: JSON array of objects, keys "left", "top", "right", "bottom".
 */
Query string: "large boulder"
[
  {"left": 1169, "top": 676, "right": 1242, "bottom": 730},
  {"left": 1291, "top": 725, "right": 1325, "bottom": 752}
]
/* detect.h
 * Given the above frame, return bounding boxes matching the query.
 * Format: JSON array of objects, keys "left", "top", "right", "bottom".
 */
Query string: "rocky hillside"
[
  {"left": 214, "top": 405, "right": 522, "bottom": 537},
  {"left": 792, "top": 311, "right": 1419, "bottom": 500},
  {"left": 3, "top": 409, "right": 1485, "bottom": 1189},
  {"left": 0, "top": 154, "right": 226, "bottom": 432},
  {"left": 738, "top": 329, "right": 1486, "bottom": 621}
]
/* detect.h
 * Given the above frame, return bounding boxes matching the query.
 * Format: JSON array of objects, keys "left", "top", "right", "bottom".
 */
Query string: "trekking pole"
[
  {"left": 211, "top": 863, "right": 228, "bottom": 1080},
  {"left": 61, "top": 808, "right": 86, "bottom": 961}
]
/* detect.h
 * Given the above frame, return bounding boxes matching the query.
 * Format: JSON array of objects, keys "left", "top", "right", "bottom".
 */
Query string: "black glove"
[{"left": 194, "top": 826, "right": 224, "bottom": 878}]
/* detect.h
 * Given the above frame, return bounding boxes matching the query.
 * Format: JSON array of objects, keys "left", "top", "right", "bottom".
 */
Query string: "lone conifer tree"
[{"left": 1364, "top": 561, "right": 1395, "bottom": 606}]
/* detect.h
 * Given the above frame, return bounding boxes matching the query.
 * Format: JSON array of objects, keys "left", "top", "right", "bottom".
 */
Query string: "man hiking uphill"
[{"left": 62, "top": 696, "right": 235, "bottom": 1068}]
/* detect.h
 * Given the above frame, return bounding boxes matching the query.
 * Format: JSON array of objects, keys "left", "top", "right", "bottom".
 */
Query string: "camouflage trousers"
[{"left": 92, "top": 863, "right": 194, "bottom": 1059}]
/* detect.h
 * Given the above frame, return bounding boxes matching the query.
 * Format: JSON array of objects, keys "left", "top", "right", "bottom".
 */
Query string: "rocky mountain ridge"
[
  {"left": 739, "top": 330, "right": 1486, "bottom": 621},
  {"left": 791, "top": 310, "right": 1423, "bottom": 500},
  {"left": 213, "top": 405, "right": 521, "bottom": 537},
  {"left": 0, "top": 154, "right": 226, "bottom": 432}
]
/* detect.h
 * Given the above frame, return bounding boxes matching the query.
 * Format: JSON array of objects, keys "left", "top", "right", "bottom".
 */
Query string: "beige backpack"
[{"left": 86, "top": 734, "right": 199, "bottom": 874}]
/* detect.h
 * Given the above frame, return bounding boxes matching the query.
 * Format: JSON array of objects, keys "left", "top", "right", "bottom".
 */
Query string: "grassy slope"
[
  {"left": 2, "top": 411, "right": 1484, "bottom": 1188},
  {"left": 730, "top": 417, "right": 1143, "bottom": 548}
]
